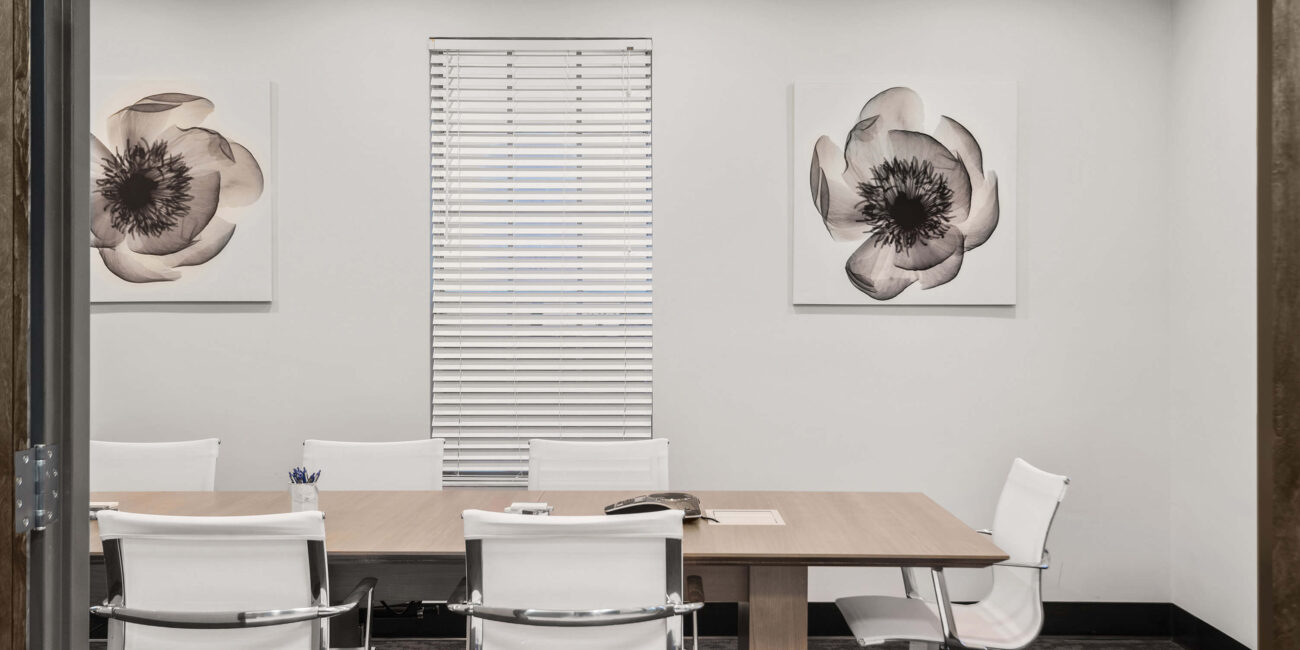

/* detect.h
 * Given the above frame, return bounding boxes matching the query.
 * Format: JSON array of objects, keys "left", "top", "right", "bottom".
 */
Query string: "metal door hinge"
[{"left": 14, "top": 444, "right": 59, "bottom": 533}]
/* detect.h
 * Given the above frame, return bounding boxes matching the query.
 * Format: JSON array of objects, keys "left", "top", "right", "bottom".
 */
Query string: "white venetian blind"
[{"left": 429, "top": 38, "right": 653, "bottom": 486}]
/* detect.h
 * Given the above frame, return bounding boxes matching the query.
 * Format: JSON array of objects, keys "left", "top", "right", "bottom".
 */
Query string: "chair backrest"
[
  {"left": 90, "top": 439, "right": 220, "bottom": 492},
  {"left": 983, "top": 458, "right": 1069, "bottom": 647},
  {"left": 96, "top": 510, "right": 327, "bottom": 650},
  {"left": 527, "top": 439, "right": 669, "bottom": 491},
  {"left": 302, "top": 438, "right": 444, "bottom": 491},
  {"left": 462, "top": 509, "right": 686, "bottom": 650}
]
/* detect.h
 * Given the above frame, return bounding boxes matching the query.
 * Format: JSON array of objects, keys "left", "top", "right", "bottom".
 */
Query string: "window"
[{"left": 429, "top": 38, "right": 653, "bottom": 486}]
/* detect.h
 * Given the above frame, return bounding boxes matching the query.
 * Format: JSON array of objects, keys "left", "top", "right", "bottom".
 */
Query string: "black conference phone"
[{"left": 604, "top": 492, "right": 703, "bottom": 519}]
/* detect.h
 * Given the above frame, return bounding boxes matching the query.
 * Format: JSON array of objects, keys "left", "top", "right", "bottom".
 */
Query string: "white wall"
[
  {"left": 90, "top": 0, "right": 1244, "bottom": 614},
  {"left": 1168, "top": 0, "right": 1258, "bottom": 647}
]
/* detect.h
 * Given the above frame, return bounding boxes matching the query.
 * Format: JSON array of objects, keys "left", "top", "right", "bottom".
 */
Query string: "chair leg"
[
  {"left": 692, "top": 610, "right": 699, "bottom": 650},
  {"left": 363, "top": 588, "right": 373, "bottom": 650}
]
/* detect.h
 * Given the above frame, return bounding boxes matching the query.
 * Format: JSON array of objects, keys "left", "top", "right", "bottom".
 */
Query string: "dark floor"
[{"left": 375, "top": 639, "right": 1183, "bottom": 649}]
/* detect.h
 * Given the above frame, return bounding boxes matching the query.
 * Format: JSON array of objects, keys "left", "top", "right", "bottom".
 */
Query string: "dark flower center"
[
  {"left": 855, "top": 157, "right": 954, "bottom": 252},
  {"left": 96, "top": 140, "right": 193, "bottom": 238}
]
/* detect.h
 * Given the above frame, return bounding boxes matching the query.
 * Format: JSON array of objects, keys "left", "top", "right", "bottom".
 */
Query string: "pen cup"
[{"left": 289, "top": 483, "right": 319, "bottom": 512}]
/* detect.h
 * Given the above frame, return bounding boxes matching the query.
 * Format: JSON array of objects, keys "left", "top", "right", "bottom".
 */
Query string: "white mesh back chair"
[
  {"left": 836, "top": 458, "right": 1069, "bottom": 649},
  {"left": 90, "top": 439, "right": 220, "bottom": 492},
  {"left": 448, "top": 509, "right": 704, "bottom": 650},
  {"left": 91, "top": 510, "right": 376, "bottom": 650},
  {"left": 527, "top": 439, "right": 669, "bottom": 491},
  {"left": 302, "top": 439, "right": 444, "bottom": 491}
]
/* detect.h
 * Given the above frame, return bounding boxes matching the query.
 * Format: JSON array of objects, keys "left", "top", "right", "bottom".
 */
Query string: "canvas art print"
[
  {"left": 90, "top": 79, "right": 272, "bottom": 302},
  {"left": 793, "top": 82, "right": 1017, "bottom": 305}
]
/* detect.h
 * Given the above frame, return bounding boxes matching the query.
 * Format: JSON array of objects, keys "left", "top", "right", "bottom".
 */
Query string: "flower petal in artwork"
[
  {"left": 809, "top": 87, "right": 1000, "bottom": 300},
  {"left": 811, "top": 135, "right": 869, "bottom": 241},
  {"left": 845, "top": 235, "right": 918, "bottom": 301},
  {"left": 858, "top": 86, "right": 925, "bottom": 132},
  {"left": 91, "top": 93, "right": 263, "bottom": 283},
  {"left": 107, "top": 93, "right": 213, "bottom": 150}
]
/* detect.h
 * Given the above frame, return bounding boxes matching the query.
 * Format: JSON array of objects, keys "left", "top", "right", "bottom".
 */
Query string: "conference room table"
[{"left": 89, "top": 490, "right": 1007, "bottom": 650}]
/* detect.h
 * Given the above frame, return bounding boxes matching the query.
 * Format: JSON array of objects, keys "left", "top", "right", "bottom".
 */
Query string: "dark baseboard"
[
  {"left": 1040, "top": 602, "right": 1173, "bottom": 637},
  {"left": 813, "top": 602, "right": 1248, "bottom": 647},
  {"left": 810, "top": 601, "right": 1181, "bottom": 638},
  {"left": 352, "top": 601, "right": 1250, "bottom": 647},
  {"left": 1172, "top": 604, "right": 1251, "bottom": 650}
]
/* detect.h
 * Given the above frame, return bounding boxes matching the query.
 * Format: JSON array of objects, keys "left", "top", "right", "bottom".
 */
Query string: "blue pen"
[{"left": 288, "top": 467, "right": 320, "bottom": 484}]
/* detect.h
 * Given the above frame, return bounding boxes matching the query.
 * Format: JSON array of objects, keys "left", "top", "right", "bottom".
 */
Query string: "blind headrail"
[{"left": 431, "top": 36, "right": 651, "bottom": 54}]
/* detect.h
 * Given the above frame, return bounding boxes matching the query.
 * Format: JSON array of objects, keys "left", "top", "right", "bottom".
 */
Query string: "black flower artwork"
[
  {"left": 91, "top": 93, "right": 264, "bottom": 283},
  {"left": 809, "top": 87, "right": 999, "bottom": 300}
]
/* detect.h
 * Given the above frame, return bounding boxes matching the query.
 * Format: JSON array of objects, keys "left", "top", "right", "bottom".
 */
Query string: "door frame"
[
  {"left": 0, "top": 0, "right": 32, "bottom": 644},
  {"left": 23, "top": 0, "right": 88, "bottom": 647},
  {"left": 1261, "top": 1, "right": 1300, "bottom": 648}
]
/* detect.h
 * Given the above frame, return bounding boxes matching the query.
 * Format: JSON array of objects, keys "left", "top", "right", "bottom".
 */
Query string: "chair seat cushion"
[
  {"left": 835, "top": 595, "right": 944, "bottom": 646},
  {"left": 836, "top": 594, "right": 1039, "bottom": 649}
]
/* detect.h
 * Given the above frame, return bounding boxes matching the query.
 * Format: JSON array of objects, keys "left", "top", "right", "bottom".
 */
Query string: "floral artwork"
[
  {"left": 793, "top": 82, "right": 1016, "bottom": 305},
  {"left": 92, "top": 93, "right": 263, "bottom": 282},
  {"left": 90, "top": 80, "right": 272, "bottom": 302}
]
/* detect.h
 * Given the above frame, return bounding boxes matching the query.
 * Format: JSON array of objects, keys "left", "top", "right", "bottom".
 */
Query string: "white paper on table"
[{"left": 705, "top": 509, "right": 786, "bottom": 525}]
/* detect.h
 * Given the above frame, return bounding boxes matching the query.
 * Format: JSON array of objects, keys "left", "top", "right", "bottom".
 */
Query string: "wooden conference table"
[{"left": 89, "top": 490, "right": 1006, "bottom": 650}]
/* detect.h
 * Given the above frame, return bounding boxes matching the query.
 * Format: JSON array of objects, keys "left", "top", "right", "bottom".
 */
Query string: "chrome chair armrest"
[
  {"left": 995, "top": 549, "right": 1051, "bottom": 570},
  {"left": 89, "top": 577, "right": 378, "bottom": 631},
  {"left": 336, "top": 577, "right": 380, "bottom": 612},
  {"left": 447, "top": 601, "right": 703, "bottom": 627},
  {"left": 674, "top": 602, "right": 706, "bottom": 614}
]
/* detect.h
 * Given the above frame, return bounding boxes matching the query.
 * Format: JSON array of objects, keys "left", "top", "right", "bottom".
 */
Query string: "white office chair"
[
  {"left": 836, "top": 458, "right": 1069, "bottom": 650},
  {"left": 527, "top": 438, "right": 669, "bottom": 491},
  {"left": 91, "top": 510, "right": 376, "bottom": 650},
  {"left": 302, "top": 438, "right": 444, "bottom": 491},
  {"left": 448, "top": 509, "right": 703, "bottom": 650},
  {"left": 90, "top": 438, "right": 220, "bottom": 492}
]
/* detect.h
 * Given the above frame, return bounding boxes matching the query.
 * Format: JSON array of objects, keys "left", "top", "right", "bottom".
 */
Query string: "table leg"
[{"left": 738, "top": 565, "right": 807, "bottom": 650}]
